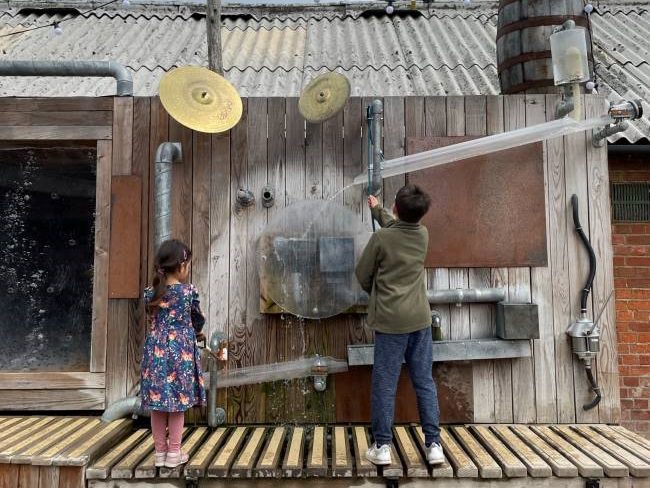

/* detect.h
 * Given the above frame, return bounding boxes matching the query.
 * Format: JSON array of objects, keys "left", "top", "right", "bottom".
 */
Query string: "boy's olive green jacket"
[{"left": 355, "top": 205, "right": 431, "bottom": 334}]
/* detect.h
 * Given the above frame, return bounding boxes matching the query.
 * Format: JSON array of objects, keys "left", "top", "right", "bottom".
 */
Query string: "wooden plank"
[
  {"left": 2, "top": 420, "right": 71, "bottom": 464},
  {"left": 208, "top": 426, "right": 248, "bottom": 477},
  {"left": 111, "top": 435, "right": 153, "bottom": 479},
  {"left": 331, "top": 426, "right": 352, "bottom": 477},
  {"left": 0, "top": 126, "right": 112, "bottom": 140},
  {"left": 552, "top": 425, "right": 628, "bottom": 477},
  {"left": 57, "top": 466, "right": 84, "bottom": 488},
  {"left": 0, "top": 418, "right": 25, "bottom": 430},
  {"left": 0, "top": 417, "right": 56, "bottom": 457},
  {"left": 510, "top": 425, "right": 577, "bottom": 477},
  {"left": 350, "top": 426, "right": 376, "bottom": 478},
  {"left": 37, "top": 467, "right": 59, "bottom": 488},
  {"left": 305, "top": 118, "right": 322, "bottom": 200},
  {"left": 322, "top": 106, "right": 344, "bottom": 202},
  {"left": 87, "top": 429, "right": 149, "bottom": 480},
  {"left": 230, "top": 427, "right": 266, "bottom": 478},
  {"left": 90, "top": 139, "right": 112, "bottom": 373},
  {"left": 413, "top": 426, "right": 453, "bottom": 477},
  {"left": 585, "top": 96, "right": 619, "bottom": 423},
  {"left": 0, "top": 373, "right": 105, "bottom": 390},
  {"left": 185, "top": 428, "right": 228, "bottom": 479},
  {"left": 306, "top": 426, "right": 327, "bottom": 476},
  {"left": 112, "top": 97, "right": 133, "bottom": 174},
  {"left": 383, "top": 444, "right": 403, "bottom": 478},
  {"left": 527, "top": 94, "right": 559, "bottom": 424},
  {"left": 440, "top": 427, "right": 478, "bottom": 478},
  {"left": 612, "top": 425, "right": 650, "bottom": 451},
  {"left": 0, "top": 111, "right": 113, "bottom": 126},
  {"left": 0, "top": 464, "right": 19, "bottom": 488},
  {"left": 505, "top": 94, "right": 536, "bottom": 424},
  {"left": 545, "top": 93, "right": 576, "bottom": 423},
  {"left": 17, "top": 465, "right": 40, "bottom": 488},
  {"left": 168, "top": 117, "right": 193, "bottom": 244},
  {"left": 491, "top": 425, "right": 552, "bottom": 477},
  {"left": 572, "top": 425, "right": 650, "bottom": 476},
  {"left": 451, "top": 426, "right": 501, "bottom": 478},
  {"left": 393, "top": 426, "right": 428, "bottom": 478},
  {"left": 383, "top": 96, "right": 405, "bottom": 204},
  {"left": 470, "top": 425, "right": 526, "bottom": 477},
  {"left": 159, "top": 427, "right": 208, "bottom": 478},
  {"left": 0, "top": 391, "right": 104, "bottom": 412},
  {"left": 282, "top": 427, "right": 305, "bottom": 478},
  {"left": 0, "top": 98, "right": 113, "bottom": 112},
  {"left": 105, "top": 300, "right": 130, "bottom": 405},
  {"left": 595, "top": 425, "right": 650, "bottom": 462},
  {"left": 285, "top": 98, "right": 305, "bottom": 206},
  {"left": 11, "top": 418, "right": 87, "bottom": 464},
  {"left": 254, "top": 427, "right": 286, "bottom": 478},
  {"left": 108, "top": 176, "right": 142, "bottom": 298},
  {"left": 32, "top": 419, "right": 102, "bottom": 466},
  {"left": 0, "top": 418, "right": 37, "bottom": 443},
  {"left": 53, "top": 418, "right": 132, "bottom": 466},
  {"left": 531, "top": 425, "right": 603, "bottom": 477}
]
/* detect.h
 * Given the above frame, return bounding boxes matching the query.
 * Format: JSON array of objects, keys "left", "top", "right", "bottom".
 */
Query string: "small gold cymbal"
[
  {"left": 299, "top": 72, "right": 351, "bottom": 123},
  {"left": 159, "top": 66, "right": 243, "bottom": 134}
]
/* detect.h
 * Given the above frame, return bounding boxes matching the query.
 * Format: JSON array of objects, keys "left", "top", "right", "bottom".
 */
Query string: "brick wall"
[{"left": 610, "top": 151, "right": 650, "bottom": 437}]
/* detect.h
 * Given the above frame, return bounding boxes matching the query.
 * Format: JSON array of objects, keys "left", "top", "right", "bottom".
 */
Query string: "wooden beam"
[
  {"left": 0, "top": 390, "right": 104, "bottom": 410},
  {"left": 0, "top": 98, "right": 113, "bottom": 112},
  {"left": 0, "top": 126, "right": 112, "bottom": 140},
  {"left": 0, "top": 372, "right": 105, "bottom": 389},
  {"left": 0, "top": 111, "right": 112, "bottom": 126}
]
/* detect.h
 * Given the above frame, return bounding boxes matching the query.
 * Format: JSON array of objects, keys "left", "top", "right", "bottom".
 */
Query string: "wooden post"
[{"left": 206, "top": 0, "right": 223, "bottom": 75}]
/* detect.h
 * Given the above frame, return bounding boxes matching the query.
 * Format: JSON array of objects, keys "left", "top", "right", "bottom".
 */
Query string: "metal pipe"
[
  {"left": 593, "top": 121, "right": 629, "bottom": 147},
  {"left": 370, "top": 99, "right": 383, "bottom": 194},
  {"left": 101, "top": 396, "right": 147, "bottom": 423},
  {"left": 207, "top": 332, "right": 226, "bottom": 427},
  {"left": 0, "top": 60, "right": 133, "bottom": 96},
  {"left": 427, "top": 288, "right": 506, "bottom": 304},
  {"left": 153, "top": 142, "right": 182, "bottom": 250}
]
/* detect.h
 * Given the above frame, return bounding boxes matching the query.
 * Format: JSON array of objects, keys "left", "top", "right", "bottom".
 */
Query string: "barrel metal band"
[
  {"left": 496, "top": 15, "right": 590, "bottom": 40},
  {"left": 501, "top": 78, "right": 556, "bottom": 94},
  {"left": 497, "top": 51, "right": 552, "bottom": 73}
]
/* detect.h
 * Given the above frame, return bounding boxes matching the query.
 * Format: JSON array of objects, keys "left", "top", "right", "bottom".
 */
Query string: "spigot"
[{"left": 311, "top": 355, "right": 328, "bottom": 392}]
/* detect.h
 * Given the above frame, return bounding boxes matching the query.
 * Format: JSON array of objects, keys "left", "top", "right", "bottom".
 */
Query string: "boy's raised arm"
[
  {"left": 368, "top": 195, "right": 395, "bottom": 228},
  {"left": 355, "top": 233, "right": 380, "bottom": 294}
]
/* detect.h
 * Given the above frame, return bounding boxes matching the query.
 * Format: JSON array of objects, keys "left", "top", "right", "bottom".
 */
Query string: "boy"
[{"left": 355, "top": 184, "right": 444, "bottom": 466}]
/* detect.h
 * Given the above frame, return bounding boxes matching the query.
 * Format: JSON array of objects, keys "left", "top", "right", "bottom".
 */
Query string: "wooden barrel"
[{"left": 497, "top": 0, "right": 594, "bottom": 94}]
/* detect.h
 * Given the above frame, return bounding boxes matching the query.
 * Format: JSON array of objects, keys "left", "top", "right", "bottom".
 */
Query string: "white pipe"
[{"left": 352, "top": 115, "right": 614, "bottom": 185}]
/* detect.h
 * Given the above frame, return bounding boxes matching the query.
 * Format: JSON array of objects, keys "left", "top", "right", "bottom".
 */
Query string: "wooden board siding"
[{"left": 0, "top": 96, "right": 618, "bottom": 424}]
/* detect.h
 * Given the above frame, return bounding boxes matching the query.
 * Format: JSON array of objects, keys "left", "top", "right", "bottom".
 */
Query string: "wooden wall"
[{"left": 0, "top": 95, "right": 620, "bottom": 425}]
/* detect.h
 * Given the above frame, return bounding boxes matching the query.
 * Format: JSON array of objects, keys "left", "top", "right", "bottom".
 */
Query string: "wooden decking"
[{"left": 1, "top": 417, "right": 650, "bottom": 487}]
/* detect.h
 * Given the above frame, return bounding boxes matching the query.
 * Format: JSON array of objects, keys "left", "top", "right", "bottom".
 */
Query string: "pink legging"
[{"left": 150, "top": 411, "right": 184, "bottom": 453}]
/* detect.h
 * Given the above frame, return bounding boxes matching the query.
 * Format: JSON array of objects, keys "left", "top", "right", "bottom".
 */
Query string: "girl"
[{"left": 141, "top": 239, "right": 206, "bottom": 468}]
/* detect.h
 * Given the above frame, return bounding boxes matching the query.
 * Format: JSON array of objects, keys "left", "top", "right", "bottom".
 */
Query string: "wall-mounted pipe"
[
  {"left": 356, "top": 288, "right": 506, "bottom": 307},
  {"left": 153, "top": 142, "right": 182, "bottom": 250},
  {"left": 0, "top": 60, "right": 133, "bottom": 96}
]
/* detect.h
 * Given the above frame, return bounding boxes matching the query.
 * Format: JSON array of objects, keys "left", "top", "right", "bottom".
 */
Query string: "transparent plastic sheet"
[
  {"left": 352, "top": 115, "right": 613, "bottom": 185},
  {"left": 214, "top": 357, "right": 348, "bottom": 388}
]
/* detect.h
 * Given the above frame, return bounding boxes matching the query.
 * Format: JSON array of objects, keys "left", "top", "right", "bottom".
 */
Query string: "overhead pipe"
[
  {"left": 356, "top": 288, "right": 506, "bottom": 307},
  {"left": 0, "top": 60, "right": 133, "bottom": 96}
]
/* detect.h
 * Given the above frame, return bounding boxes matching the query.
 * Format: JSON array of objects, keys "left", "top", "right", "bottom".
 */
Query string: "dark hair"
[
  {"left": 394, "top": 183, "right": 431, "bottom": 223},
  {"left": 147, "top": 239, "right": 192, "bottom": 315}
]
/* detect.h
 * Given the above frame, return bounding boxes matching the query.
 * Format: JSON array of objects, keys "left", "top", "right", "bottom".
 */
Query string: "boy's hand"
[{"left": 368, "top": 195, "right": 379, "bottom": 209}]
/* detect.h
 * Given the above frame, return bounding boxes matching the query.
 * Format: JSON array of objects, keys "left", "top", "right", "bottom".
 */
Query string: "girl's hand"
[{"left": 368, "top": 195, "right": 379, "bottom": 209}]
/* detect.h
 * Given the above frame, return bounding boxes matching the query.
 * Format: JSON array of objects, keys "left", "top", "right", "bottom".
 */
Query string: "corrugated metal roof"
[{"left": 0, "top": 1, "right": 647, "bottom": 142}]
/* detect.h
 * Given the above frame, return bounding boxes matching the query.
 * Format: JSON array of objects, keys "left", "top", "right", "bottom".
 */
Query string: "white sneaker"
[
  {"left": 426, "top": 442, "right": 444, "bottom": 464},
  {"left": 366, "top": 443, "right": 391, "bottom": 465}
]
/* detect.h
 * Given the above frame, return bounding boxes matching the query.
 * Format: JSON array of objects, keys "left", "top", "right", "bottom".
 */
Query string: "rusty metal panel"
[
  {"left": 108, "top": 175, "right": 142, "bottom": 298},
  {"left": 407, "top": 137, "right": 547, "bottom": 268}
]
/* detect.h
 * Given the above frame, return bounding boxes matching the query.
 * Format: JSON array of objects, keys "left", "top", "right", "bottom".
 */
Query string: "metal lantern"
[{"left": 550, "top": 27, "right": 590, "bottom": 86}]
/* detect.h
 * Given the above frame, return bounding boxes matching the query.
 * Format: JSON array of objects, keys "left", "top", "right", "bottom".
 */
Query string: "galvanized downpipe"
[
  {"left": 0, "top": 60, "right": 133, "bottom": 96},
  {"left": 153, "top": 142, "right": 182, "bottom": 250}
]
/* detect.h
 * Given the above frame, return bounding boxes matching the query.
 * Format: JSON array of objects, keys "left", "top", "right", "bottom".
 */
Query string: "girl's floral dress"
[{"left": 140, "top": 284, "right": 206, "bottom": 412}]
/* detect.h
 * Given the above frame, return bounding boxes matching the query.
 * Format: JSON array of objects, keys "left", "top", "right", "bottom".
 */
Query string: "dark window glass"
[{"left": 0, "top": 144, "right": 96, "bottom": 371}]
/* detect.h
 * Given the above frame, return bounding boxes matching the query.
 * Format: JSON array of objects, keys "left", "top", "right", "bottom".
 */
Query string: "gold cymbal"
[
  {"left": 159, "top": 65, "right": 243, "bottom": 134},
  {"left": 299, "top": 72, "right": 351, "bottom": 123}
]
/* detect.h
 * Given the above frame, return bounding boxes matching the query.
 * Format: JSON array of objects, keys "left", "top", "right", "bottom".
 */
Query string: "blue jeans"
[{"left": 372, "top": 327, "right": 441, "bottom": 446}]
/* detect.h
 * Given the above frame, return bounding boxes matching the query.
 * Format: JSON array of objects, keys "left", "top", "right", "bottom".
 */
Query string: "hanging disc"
[
  {"left": 298, "top": 72, "right": 351, "bottom": 123},
  {"left": 159, "top": 65, "right": 243, "bottom": 134}
]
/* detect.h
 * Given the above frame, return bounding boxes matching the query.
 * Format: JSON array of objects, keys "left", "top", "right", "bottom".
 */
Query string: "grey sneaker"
[
  {"left": 365, "top": 443, "right": 391, "bottom": 465},
  {"left": 154, "top": 451, "right": 166, "bottom": 467},
  {"left": 164, "top": 450, "right": 189, "bottom": 468},
  {"left": 426, "top": 442, "right": 444, "bottom": 464}
]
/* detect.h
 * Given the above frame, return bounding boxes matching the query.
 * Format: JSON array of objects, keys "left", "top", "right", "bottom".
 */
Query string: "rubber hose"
[
  {"left": 583, "top": 367, "right": 602, "bottom": 411},
  {"left": 571, "top": 195, "right": 597, "bottom": 314}
]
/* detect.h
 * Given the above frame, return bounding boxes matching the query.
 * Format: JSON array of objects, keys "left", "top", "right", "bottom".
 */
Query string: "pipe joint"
[{"left": 154, "top": 142, "right": 183, "bottom": 164}]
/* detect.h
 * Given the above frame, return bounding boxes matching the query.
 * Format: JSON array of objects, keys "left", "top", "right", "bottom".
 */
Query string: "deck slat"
[
  {"left": 552, "top": 425, "right": 628, "bottom": 477},
  {"left": 612, "top": 425, "right": 650, "bottom": 451},
  {"left": 532, "top": 426, "right": 603, "bottom": 478},
  {"left": 0, "top": 418, "right": 55, "bottom": 455},
  {"left": 254, "top": 426, "right": 286, "bottom": 478},
  {"left": 332, "top": 426, "right": 353, "bottom": 477},
  {"left": 111, "top": 435, "right": 154, "bottom": 479},
  {"left": 0, "top": 418, "right": 33, "bottom": 443},
  {"left": 0, "top": 418, "right": 62, "bottom": 462},
  {"left": 350, "top": 426, "right": 376, "bottom": 478},
  {"left": 159, "top": 427, "right": 208, "bottom": 478},
  {"left": 383, "top": 444, "right": 403, "bottom": 478},
  {"left": 491, "top": 425, "right": 552, "bottom": 477},
  {"left": 230, "top": 427, "right": 266, "bottom": 478},
  {"left": 471, "top": 425, "right": 526, "bottom": 477},
  {"left": 573, "top": 425, "right": 650, "bottom": 477},
  {"left": 185, "top": 428, "right": 228, "bottom": 478},
  {"left": 511, "top": 425, "right": 578, "bottom": 477},
  {"left": 452, "top": 426, "right": 502, "bottom": 478},
  {"left": 282, "top": 426, "right": 305, "bottom": 478},
  {"left": 393, "top": 426, "right": 428, "bottom": 478},
  {"left": 306, "top": 426, "right": 328, "bottom": 476},
  {"left": 1, "top": 418, "right": 73, "bottom": 463},
  {"left": 412, "top": 426, "right": 453, "bottom": 477},
  {"left": 208, "top": 426, "right": 248, "bottom": 477},
  {"left": 53, "top": 419, "right": 132, "bottom": 466},
  {"left": 32, "top": 418, "right": 101, "bottom": 466},
  {"left": 11, "top": 418, "right": 87, "bottom": 464},
  {"left": 87, "top": 429, "right": 149, "bottom": 480},
  {"left": 593, "top": 425, "right": 650, "bottom": 464},
  {"left": 440, "top": 427, "right": 478, "bottom": 478},
  {"left": 135, "top": 427, "right": 189, "bottom": 479}
]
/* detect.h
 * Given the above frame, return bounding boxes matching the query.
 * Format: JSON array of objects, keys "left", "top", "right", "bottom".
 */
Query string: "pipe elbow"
[
  {"left": 106, "top": 60, "right": 133, "bottom": 97},
  {"left": 101, "top": 396, "right": 146, "bottom": 423},
  {"left": 154, "top": 142, "right": 183, "bottom": 164}
]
